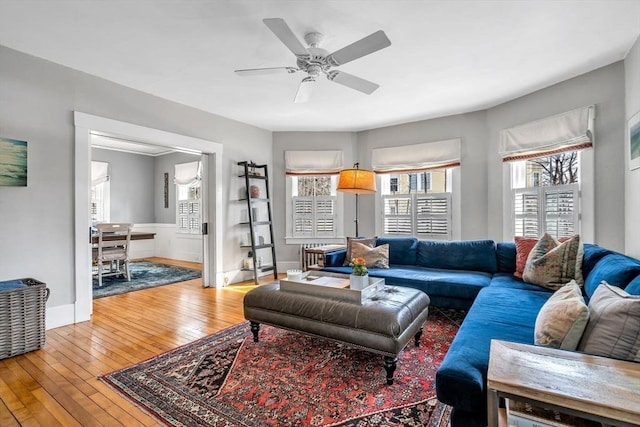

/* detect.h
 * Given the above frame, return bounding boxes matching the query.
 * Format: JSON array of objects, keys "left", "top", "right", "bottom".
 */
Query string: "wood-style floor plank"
[{"left": 0, "top": 258, "right": 272, "bottom": 426}]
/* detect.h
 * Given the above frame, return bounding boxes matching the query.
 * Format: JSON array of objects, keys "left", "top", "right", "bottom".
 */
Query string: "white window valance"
[
  {"left": 499, "top": 105, "right": 595, "bottom": 162},
  {"left": 285, "top": 150, "right": 344, "bottom": 175},
  {"left": 91, "top": 161, "right": 109, "bottom": 186},
  {"left": 174, "top": 160, "right": 202, "bottom": 186},
  {"left": 371, "top": 139, "right": 461, "bottom": 173}
]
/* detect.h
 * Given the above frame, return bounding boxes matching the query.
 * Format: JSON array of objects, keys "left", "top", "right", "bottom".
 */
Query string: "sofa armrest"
[{"left": 324, "top": 249, "right": 346, "bottom": 267}]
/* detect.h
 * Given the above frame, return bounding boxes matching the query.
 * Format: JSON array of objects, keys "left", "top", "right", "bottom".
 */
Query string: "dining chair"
[{"left": 93, "top": 223, "right": 133, "bottom": 287}]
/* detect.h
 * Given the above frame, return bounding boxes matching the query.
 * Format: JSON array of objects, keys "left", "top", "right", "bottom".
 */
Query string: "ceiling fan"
[{"left": 235, "top": 18, "right": 391, "bottom": 103}]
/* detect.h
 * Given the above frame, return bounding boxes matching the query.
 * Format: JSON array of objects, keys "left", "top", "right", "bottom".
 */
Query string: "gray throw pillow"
[
  {"left": 342, "top": 236, "right": 376, "bottom": 266},
  {"left": 577, "top": 282, "right": 640, "bottom": 361}
]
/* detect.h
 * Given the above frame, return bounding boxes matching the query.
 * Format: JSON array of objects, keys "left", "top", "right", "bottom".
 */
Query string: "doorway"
[{"left": 74, "top": 112, "right": 223, "bottom": 324}]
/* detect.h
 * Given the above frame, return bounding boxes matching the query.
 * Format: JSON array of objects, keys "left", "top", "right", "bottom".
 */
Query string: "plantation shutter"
[
  {"left": 292, "top": 196, "right": 336, "bottom": 237},
  {"left": 383, "top": 196, "right": 412, "bottom": 235},
  {"left": 513, "top": 184, "right": 578, "bottom": 239},
  {"left": 415, "top": 194, "right": 451, "bottom": 236}
]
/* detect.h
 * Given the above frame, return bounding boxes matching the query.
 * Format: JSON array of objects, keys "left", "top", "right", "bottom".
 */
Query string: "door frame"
[{"left": 74, "top": 112, "right": 224, "bottom": 323}]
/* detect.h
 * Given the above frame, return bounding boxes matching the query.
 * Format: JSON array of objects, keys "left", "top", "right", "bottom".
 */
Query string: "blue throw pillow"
[{"left": 416, "top": 240, "right": 498, "bottom": 273}]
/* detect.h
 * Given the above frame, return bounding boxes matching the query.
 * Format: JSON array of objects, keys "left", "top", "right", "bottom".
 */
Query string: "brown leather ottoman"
[{"left": 243, "top": 282, "right": 430, "bottom": 384}]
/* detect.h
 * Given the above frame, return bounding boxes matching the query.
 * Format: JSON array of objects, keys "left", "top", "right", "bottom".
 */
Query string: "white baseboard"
[{"left": 46, "top": 304, "right": 76, "bottom": 330}]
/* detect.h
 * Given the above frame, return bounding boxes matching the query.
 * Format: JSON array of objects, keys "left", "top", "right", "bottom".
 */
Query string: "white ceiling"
[{"left": 1, "top": 1, "right": 639, "bottom": 132}]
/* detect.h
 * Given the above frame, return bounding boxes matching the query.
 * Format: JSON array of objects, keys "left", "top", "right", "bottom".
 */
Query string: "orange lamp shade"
[{"left": 337, "top": 168, "right": 376, "bottom": 194}]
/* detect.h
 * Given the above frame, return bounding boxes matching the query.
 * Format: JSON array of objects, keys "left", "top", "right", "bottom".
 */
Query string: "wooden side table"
[
  {"left": 302, "top": 244, "right": 346, "bottom": 271},
  {"left": 487, "top": 340, "right": 640, "bottom": 427}
]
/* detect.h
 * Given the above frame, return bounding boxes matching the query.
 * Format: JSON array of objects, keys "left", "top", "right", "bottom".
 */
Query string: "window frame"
[
  {"left": 503, "top": 149, "right": 594, "bottom": 242},
  {"left": 284, "top": 174, "right": 345, "bottom": 244},
  {"left": 376, "top": 168, "right": 460, "bottom": 240}
]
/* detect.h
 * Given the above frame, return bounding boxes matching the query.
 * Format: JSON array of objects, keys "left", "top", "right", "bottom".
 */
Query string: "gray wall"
[
  {"left": 154, "top": 152, "right": 202, "bottom": 224},
  {"left": 0, "top": 44, "right": 271, "bottom": 308},
  {"left": 92, "top": 148, "right": 155, "bottom": 223},
  {"left": 91, "top": 148, "right": 201, "bottom": 224},
  {"left": 486, "top": 62, "right": 626, "bottom": 251},
  {"left": 272, "top": 62, "right": 627, "bottom": 267},
  {"left": 626, "top": 36, "right": 640, "bottom": 258}
]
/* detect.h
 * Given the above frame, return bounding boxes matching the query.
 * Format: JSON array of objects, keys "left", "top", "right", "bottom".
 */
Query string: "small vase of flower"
[{"left": 349, "top": 257, "right": 369, "bottom": 290}]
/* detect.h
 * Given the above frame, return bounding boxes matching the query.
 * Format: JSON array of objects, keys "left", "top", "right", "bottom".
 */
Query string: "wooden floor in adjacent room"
[{"left": 0, "top": 258, "right": 280, "bottom": 426}]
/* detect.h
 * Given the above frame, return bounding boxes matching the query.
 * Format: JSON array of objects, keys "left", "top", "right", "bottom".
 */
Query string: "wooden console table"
[
  {"left": 302, "top": 244, "right": 346, "bottom": 271},
  {"left": 487, "top": 339, "right": 640, "bottom": 427}
]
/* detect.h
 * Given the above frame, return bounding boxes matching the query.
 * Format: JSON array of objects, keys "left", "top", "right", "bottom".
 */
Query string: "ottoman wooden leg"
[
  {"left": 414, "top": 326, "right": 424, "bottom": 347},
  {"left": 250, "top": 321, "right": 260, "bottom": 342},
  {"left": 383, "top": 355, "right": 398, "bottom": 385}
]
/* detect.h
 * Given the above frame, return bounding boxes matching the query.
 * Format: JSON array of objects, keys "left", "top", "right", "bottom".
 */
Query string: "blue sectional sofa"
[{"left": 321, "top": 237, "right": 640, "bottom": 427}]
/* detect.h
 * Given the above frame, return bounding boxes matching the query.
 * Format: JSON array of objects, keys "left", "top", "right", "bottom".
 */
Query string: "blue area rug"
[{"left": 93, "top": 260, "right": 202, "bottom": 299}]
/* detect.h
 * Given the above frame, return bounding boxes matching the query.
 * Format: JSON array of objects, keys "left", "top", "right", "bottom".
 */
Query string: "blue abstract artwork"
[{"left": 0, "top": 137, "right": 27, "bottom": 186}]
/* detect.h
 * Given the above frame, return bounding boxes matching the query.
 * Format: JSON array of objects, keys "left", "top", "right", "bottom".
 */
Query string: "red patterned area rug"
[{"left": 99, "top": 307, "right": 464, "bottom": 426}]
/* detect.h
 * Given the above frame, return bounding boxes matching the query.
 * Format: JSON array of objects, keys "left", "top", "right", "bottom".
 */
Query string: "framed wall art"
[
  {"left": 0, "top": 137, "right": 27, "bottom": 186},
  {"left": 629, "top": 110, "right": 640, "bottom": 170}
]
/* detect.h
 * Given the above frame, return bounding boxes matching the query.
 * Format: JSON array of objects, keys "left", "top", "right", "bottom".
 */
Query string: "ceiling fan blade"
[
  {"left": 327, "top": 71, "right": 379, "bottom": 95},
  {"left": 263, "top": 18, "right": 310, "bottom": 58},
  {"left": 235, "top": 67, "right": 298, "bottom": 76},
  {"left": 327, "top": 30, "right": 391, "bottom": 66},
  {"left": 294, "top": 77, "right": 315, "bottom": 103}
]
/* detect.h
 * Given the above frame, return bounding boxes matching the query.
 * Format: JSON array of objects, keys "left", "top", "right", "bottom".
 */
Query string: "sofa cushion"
[
  {"left": 350, "top": 242, "right": 389, "bottom": 268},
  {"left": 488, "top": 273, "right": 555, "bottom": 292},
  {"left": 495, "top": 242, "right": 516, "bottom": 273},
  {"left": 578, "top": 282, "right": 640, "bottom": 361},
  {"left": 342, "top": 236, "right": 376, "bottom": 266},
  {"left": 375, "top": 237, "right": 418, "bottom": 265},
  {"left": 583, "top": 253, "right": 640, "bottom": 299},
  {"left": 534, "top": 281, "right": 589, "bottom": 350},
  {"left": 625, "top": 275, "right": 640, "bottom": 295},
  {"left": 522, "top": 234, "right": 583, "bottom": 290},
  {"left": 436, "top": 286, "right": 550, "bottom": 413},
  {"left": 416, "top": 239, "right": 497, "bottom": 273},
  {"left": 581, "top": 243, "right": 613, "bottom": 278}
]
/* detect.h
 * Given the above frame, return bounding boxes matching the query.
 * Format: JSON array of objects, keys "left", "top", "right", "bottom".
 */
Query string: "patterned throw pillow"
[
  {"left": 522, "top": 233, "right": 583, "bottom": 290},
  {"left": 350, "top": 242, "right": 390, "bottom": 268},
  {"left": 534, "top": 281, "right": 589, "bottom": 350},
  {"left": 577, "top": 282, "right": 640, "bottom": 362},
  {"left": 342, "top": 237, "right": 376, "bottom": 266}
]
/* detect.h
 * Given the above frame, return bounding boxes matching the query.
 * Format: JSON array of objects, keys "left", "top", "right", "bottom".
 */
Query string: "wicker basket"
[{"left": 0, "top": 278, "right": 49, "bottom": 359}]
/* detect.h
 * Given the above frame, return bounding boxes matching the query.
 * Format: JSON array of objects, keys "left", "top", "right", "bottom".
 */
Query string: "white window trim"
[
  {"left": 284, "top": 175, "right": 345, "bottom": 244},
  {"left": 502, "top": 149, "right": 594, "bottom": 241},
  {"left": 375, "top": 167, "right": 461, "bottom": 240}
]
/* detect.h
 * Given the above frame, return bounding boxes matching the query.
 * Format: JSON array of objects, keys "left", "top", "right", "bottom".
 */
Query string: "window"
[
  {"left": 91, "top": 161, "right": 110, "bottom": 223},
  {"left": 291, "top": 175, "right": 338, "bottom": 238},
  {"left": 380, "top": 170, "right": 452, "bottom": 238},
  {"left": 175, "top": 161, "right": 201, "bottom": 234},
  {"left": 511, "top": 152, "right": 579, "bottom": 239}
]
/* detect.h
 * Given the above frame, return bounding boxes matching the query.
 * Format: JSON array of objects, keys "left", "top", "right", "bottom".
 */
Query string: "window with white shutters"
[
  {"left": 511, "top": 152, "right": 580, "bottom": 239},
  {"left": 177, "top": 185, "right": 201, "bottom": 234},
  {"left": 381, "top": 170, "right": 451, "bottom": 239},
  {"left": 291, "top": 176, "right": 338, "bottom": 239}
]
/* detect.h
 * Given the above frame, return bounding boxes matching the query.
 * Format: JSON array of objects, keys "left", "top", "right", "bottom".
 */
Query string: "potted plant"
[{"left": 349, "top": 257, "right": 369, "bottom": 290}]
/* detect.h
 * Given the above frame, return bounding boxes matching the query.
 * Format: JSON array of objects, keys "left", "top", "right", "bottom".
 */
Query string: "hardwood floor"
[{"left": 0, "top": 258, "right": 280, "bottom": 426}]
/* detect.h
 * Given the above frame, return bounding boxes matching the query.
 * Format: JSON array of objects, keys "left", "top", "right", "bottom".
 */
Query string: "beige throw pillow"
[
  {"left": 350, "top": 242, "right": 390, "bottom": 269},
  {"left": 523, "top": 233, "right": 583, "bottom": 290},
  {"left": 577, "top": 282, "right": 640, "bottom": 362},
  {"left": 534, "top": 281, "right": 589, "bottom": 350},
  {"left": 343, "top": 237, "right": 376, "bottom": 266}
]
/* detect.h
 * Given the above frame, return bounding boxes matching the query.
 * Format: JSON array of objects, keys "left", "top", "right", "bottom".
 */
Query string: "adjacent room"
[{"left": 1, "top": 1, "right": 639, "bottom": 426}]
